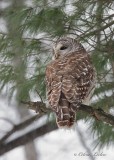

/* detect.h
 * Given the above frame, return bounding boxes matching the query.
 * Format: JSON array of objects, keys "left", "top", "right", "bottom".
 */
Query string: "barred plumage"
[{"left": 46, "top": 37, "right": 96, "bottom": 127}]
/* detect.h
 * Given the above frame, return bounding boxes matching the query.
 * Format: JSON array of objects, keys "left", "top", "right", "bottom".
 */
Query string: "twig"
[
  {"left": 79, "top": 20, "right": 114, "bottom": 39},
  {"left": 0, "top": 114, "right": 41, "bottom": 144},
  {"left": 35, "top": 90, "right": 44, "bottom": 103},
  {"left": 21, "top": 100, "right": 51, "bottom": 113}
]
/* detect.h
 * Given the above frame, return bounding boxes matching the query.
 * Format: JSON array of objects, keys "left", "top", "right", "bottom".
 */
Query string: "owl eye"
[{"left": 60, "top": 46, "right": 68, "bottom": 50}]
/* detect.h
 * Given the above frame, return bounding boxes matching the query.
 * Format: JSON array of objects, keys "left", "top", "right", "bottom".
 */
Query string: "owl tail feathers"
[
  {"left": 56, "top": 106, "right": 76, "bottom": 128},
  {"left": 55, "top": 93, "right": 76, "bottom": 128}
]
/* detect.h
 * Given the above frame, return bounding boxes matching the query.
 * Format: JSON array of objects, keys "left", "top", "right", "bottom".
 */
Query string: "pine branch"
[
  {"left": 22, "top": 101, "right": 114, "bottom": 126},
  {"left": 79, "top": 20, "right": 114, "bottom": 38},
  {"left": 79, "top": 104, "right": 114, "bottom": 126}
]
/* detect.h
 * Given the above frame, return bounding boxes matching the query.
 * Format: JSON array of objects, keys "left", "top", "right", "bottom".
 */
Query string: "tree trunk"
[{"left": 5, "top": 0, "right": 38, "bottom": 159}]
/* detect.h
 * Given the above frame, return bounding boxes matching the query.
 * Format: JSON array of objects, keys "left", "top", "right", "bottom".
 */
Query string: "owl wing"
[
  {"left": 46, "top": 61, "right": 63, "bottom": 112},
  {"left": 61, "top": 53, "right": 96, "bottom": 107}
]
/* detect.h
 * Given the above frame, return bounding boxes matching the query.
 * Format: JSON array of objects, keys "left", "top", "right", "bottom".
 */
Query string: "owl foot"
[{"left": 91, "top": 108, "right": 104, "bottom": 120}]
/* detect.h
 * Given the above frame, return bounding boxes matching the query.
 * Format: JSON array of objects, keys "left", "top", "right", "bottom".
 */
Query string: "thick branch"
[
  {"left": 79, "top": 104, "right": 114, "bottom": 126},
  {"left": 22, "top": 101, "right": 114, "bottom": 127}
]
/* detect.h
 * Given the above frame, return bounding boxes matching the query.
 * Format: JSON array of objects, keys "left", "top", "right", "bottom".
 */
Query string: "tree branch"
[
  {"left": 78, "top": 104, "right": 114, "bottom": 126},
  {"left": 0, "top": 101, "right": 114, "bottom": 156},
  {"left": 79, "top": 20, "right": 114, "bottom": 39},
  {"left": 22, "top": 101, "right": 114, "bottom": 127},
  {"left": 0, "top": 114, "right": 41, "bottom": 144},
  {"left": 0, "top": 121, "right": 57, "bottom": 156}
]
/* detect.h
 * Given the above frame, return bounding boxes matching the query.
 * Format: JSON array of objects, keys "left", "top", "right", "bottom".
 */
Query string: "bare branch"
[
  {"left": 0, "top": 122, "right": 57, "bottom": 156},
  {"left": 0, "top": 114, "right": 42, "bottom": 144},
  {"left": 0, "top": 101, "right": 51, "bottom": 144}
]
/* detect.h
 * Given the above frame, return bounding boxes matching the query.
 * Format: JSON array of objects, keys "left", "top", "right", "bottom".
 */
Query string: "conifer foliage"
[{"left": 0, "top": 0, "right": 114, "bottom": 149}]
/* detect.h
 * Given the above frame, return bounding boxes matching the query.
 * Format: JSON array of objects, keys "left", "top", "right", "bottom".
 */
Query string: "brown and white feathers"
[{"left": 46, "top": 37, "right": 96, "bottom": 128}]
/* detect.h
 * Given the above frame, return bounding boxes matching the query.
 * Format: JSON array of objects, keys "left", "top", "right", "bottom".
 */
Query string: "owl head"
[{"left": 52, "top": 37, "right": 84, "bottom": 59}]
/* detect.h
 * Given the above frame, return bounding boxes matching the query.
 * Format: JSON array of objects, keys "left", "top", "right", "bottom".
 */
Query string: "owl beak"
[
  {"left": 54, "top": 51, "right": 60, "bottom": 59},
  {"left": 53, "top": 44, "right": 62, "bottom": 59},
  {"left": 53, "top": 48, "right": 59, "bottom": 59}
]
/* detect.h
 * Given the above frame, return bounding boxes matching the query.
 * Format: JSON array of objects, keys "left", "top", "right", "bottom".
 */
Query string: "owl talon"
[{"left": 91, "top": 111, "right": 100, "bottom": 120}]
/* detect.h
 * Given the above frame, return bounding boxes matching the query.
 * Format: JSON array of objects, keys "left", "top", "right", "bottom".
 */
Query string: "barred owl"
[{"left": 46, "top": 37, "right": 96, "bottom": 128}]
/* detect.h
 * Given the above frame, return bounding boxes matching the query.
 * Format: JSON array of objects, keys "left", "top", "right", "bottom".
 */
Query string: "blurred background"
[{"left": 0, "top": 0, "right": 114, "bottom": 160}]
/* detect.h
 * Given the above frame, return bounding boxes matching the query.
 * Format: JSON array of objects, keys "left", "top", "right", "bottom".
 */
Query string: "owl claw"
[{"left": 91, "top": 111, "right": 100, "bottom": 120}]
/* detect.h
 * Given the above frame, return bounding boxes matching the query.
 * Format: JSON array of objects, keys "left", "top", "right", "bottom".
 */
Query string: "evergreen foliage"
[{"left": 0, "top": 0, "right": 114, "bottom": 148}]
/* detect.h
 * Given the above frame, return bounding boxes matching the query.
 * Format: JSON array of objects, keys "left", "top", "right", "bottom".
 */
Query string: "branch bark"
[
  {"left": 22, "top": 101, "right": 114, "bottom": 126},
  {"left": 79, "top": 104, "right": 114, "bottom": 126}
]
